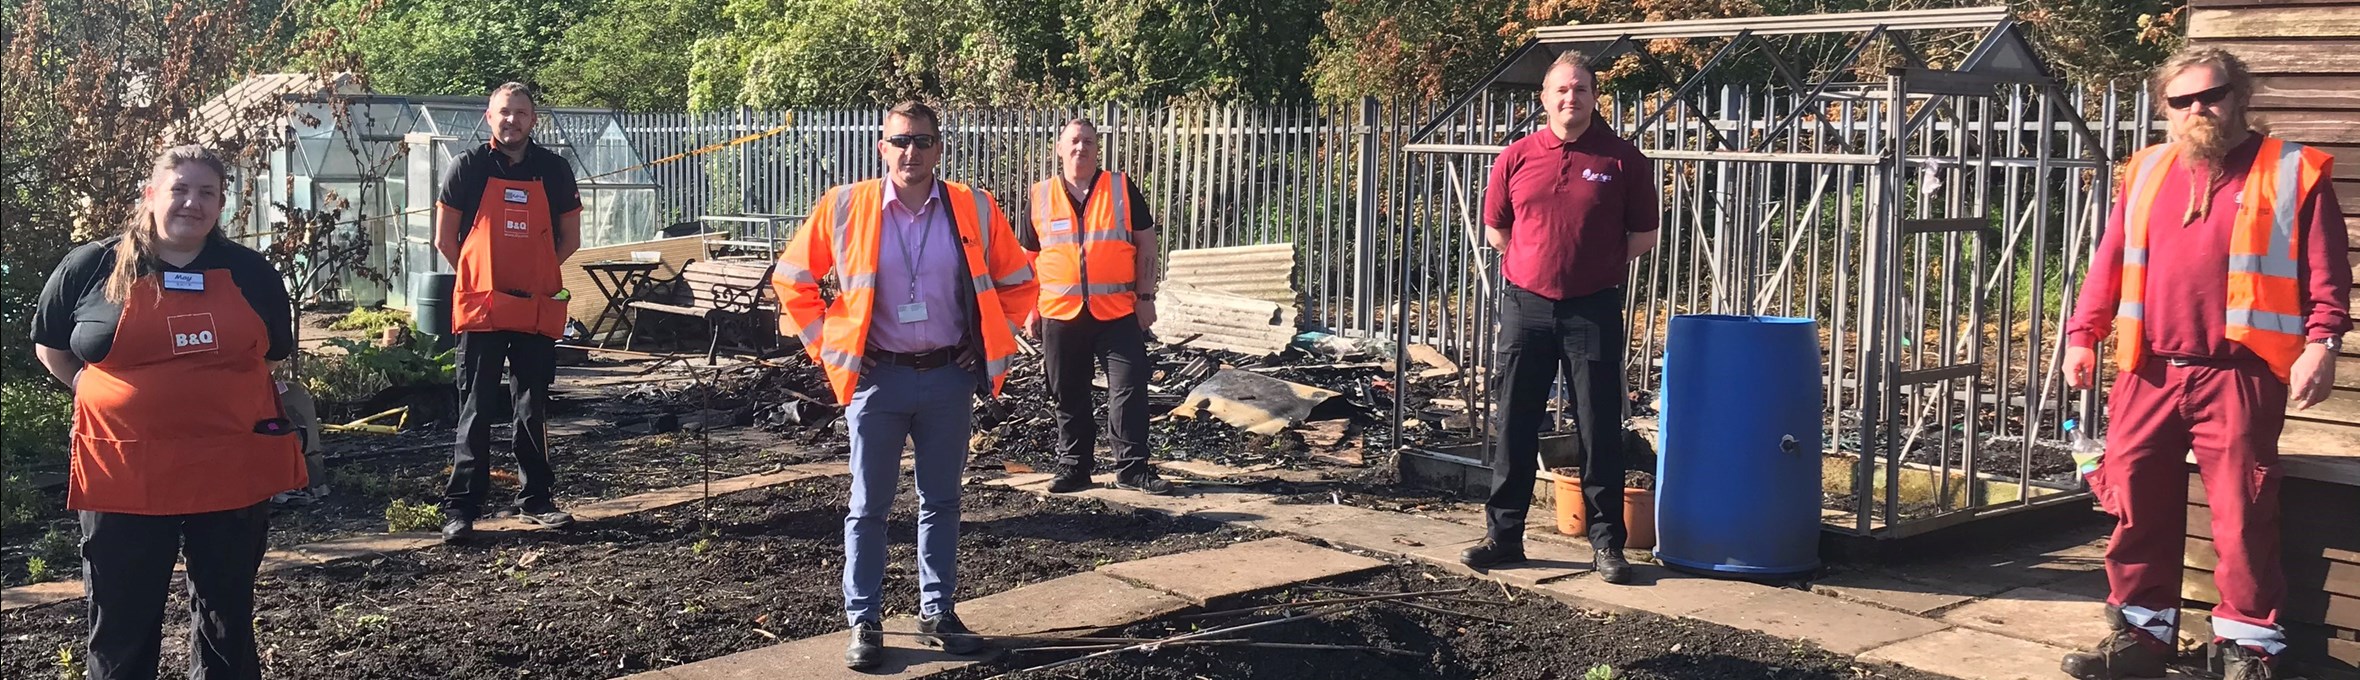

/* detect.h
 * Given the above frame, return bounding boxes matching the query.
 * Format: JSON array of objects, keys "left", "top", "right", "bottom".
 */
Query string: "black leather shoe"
[
  {"left": 1594, "top": 547, "right": 1635, "bottom": 585},
  {"left": 919, "top": 612, "right": 985, "bottom": 655},
  {"left": 1459, "top": 539, "right": 1526, "bottom": 568},
  {"left": 844, "top": 619, "right": 884, "bottom": 669},
  {"left": 516, "top": 500, "right": 575, "bottom": 528},
  {"left": 1111, "top": 473, "right": 1174, "bottom": 496},
  {"left": 440, "top": 517, "right": 475, "bottom": 544},
  {"left": 1046, "top": 473, "right": 1093, "bottom": 493}
]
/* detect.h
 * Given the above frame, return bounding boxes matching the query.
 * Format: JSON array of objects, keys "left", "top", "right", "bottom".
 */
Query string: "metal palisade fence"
[{"left": 622, "top": 85, "right": 2171, "bottom": 532}]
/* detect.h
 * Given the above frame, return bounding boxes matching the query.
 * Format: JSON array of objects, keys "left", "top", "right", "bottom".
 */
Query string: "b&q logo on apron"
[{"left": 166, "top": 313, "right": 220, "bottom": 355}]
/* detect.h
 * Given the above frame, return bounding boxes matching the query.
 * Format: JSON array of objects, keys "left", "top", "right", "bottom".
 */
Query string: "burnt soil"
[
  {"left": 1, "top": 424, "right": 800, "bottom": 587},
  {"left": 0, "top": 478, "right": 1264, "bottom": 679},
  {"left": 935, "top": 564, "right": 1959, "bottom": 680}
]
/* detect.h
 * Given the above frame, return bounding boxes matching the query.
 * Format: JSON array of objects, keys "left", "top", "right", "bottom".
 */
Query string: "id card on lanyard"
[{"left": 894, "top": 194, "right": 938, "bottom": 324}]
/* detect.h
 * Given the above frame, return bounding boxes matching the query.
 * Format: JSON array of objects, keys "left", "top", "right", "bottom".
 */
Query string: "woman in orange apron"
[{"left": 31, "top": 145, "right": 305, "bottom": 680}]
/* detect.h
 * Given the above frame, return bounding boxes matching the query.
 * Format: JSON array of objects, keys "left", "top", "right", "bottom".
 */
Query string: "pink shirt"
[{"left": 868, "top": 181, "right": 968, "bottom": 353}]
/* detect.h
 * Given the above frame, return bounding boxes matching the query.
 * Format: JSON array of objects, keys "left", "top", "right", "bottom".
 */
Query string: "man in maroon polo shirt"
[
  {"left": 1460, "top": 50, "right": 1659, "bottom": 585},
  {"left": 2060, "top": 47, "right": 2348, "bottom": 680}
]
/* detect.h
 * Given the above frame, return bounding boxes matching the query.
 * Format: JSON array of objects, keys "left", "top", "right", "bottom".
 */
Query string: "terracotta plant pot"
[{"left": 1554, "top": 476, "right": 1658, "bottom": 550}]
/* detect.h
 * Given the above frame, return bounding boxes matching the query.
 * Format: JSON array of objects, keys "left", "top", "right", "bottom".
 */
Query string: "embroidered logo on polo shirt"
[
  {"left": 1581, "top": 168, "right": 1614, "bottom": 182},
  {"left": 167, "top": 313, "right": 220, "bottom": 355}
]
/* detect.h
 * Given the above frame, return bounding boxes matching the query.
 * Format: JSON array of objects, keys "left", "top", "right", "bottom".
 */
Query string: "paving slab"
[
  {"left": 1534, "top": 565, "right": 1780, "bottom": 617},
  {"left": 1062, "top": 485, "right": 1265, "bottom": 517},
  {"left": 956, "top": 571, "right": 1193, "bottom": 636},
  {"left": 1939, "top": 586, "right": 2112, "bottom": 647},
  {"left": 1412, "top": 538, "right": 1593, "bottom": 587},
  {"left": 1860, "top": 627, "right": 2082, "bottom": 680},
  {"left": 1190, "top": 499, "right": 1379, "bottom": 531},
  {"left": 637, "top": 615, "right": 972, "bottom": 680},
  {"left": 1811, "top": 570, "right": 1979, "bottom": 616},
  {"left": 0, "top": 580, "right": 82, "bottom": 611},
  {"left": 1693, "top": 586, "right": 1954, "bottom": 655},
  {"left": 1097, "top": 537, "right": 1387, "bottom": 604},
  {"left": 1289, "top": 510, "right": 1483, "bottom": 556}
]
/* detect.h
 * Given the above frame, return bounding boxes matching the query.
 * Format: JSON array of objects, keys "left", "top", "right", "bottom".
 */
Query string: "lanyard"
[{"left": 894, "top": 187, "right": 937, "bottom": 303}]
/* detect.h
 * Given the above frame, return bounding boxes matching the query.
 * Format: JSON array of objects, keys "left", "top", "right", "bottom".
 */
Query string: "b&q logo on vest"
[
  {"left": 166, "top": 313, "right": 220, "bottom": 355},
  {"left": 502, "top": 208, "right": 531, "bottom": 238}
]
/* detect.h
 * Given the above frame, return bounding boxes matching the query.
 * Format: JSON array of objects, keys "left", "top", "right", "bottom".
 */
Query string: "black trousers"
[
  {"left": 81, "top": 503, "right": 269, "bottom": 680},
  {"left": 1042, "top": 313, "right": 1153, "bottom": 480},
  {"left": 447, "top": 330, "right": 556, "bottom": 518},
  {"left": 1487, "top": 285, "right": 1628, "bottom": 550}
]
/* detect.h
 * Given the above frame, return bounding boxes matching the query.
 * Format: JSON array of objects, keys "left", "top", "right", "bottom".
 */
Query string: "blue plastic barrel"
[{"left": 1654, "top": 314, "right": 1824, "bottom": 577}]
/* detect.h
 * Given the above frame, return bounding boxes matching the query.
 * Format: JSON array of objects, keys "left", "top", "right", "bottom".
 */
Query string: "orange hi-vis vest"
[
  {"left": 2114, "top": 137, "right": 2331, "bottom": 382},
  {"left": 1029, "top": 171, "right": 1139, "bottom": 321},
  {"left": 772, "top": 179, "right": 1040, "bottom": 404}
]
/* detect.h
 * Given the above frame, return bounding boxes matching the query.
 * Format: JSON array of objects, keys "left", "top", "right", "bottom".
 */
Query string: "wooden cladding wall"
[{"left": 2190, "top": 0, "right": 2360, "bottom": 450}]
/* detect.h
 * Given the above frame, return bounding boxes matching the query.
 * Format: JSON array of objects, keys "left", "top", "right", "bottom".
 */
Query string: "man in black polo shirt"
[{"left": 432, "top": 81, "right": 583, "bottom": 542}]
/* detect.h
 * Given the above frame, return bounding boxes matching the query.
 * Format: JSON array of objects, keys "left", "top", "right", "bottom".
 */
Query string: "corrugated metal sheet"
[
  {"left": 1164, "top": 243, "right": 1299, "bottom": 308},
  {"left": 1156, "top": 284, "right": 1298, "bottom": 357}
]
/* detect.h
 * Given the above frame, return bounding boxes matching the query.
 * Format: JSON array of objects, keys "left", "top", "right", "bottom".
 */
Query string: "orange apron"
[
  {"left": 70, "top": 272, "right": 305, "bottom": 515},
  {"left": 452, "top": 176, "right": 567, "bottom": 338}
]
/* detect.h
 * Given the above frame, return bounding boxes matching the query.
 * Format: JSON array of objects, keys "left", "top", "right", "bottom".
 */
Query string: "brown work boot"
[
  {"left": 2060, "top": 618, "right": 2173, "bottom": 680},
  {"left": 2214, "top": 640, "right": 2281, "bottom": 680}
]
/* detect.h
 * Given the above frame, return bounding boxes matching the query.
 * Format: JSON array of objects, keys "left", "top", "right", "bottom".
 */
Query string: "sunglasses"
[
  {"left": 2165, "top": 84, "right": 2232, "bottom": 111},
  {"left": 884, "top": 134, "right": 940, "bottom": 149}
]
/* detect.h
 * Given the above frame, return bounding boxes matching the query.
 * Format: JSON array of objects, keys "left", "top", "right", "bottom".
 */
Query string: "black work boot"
[
  {"left": 919, "top": 612, "right": 985, "bottom": 655},
  {"left": 1110, "top": 472, "right": 1173, "bottom": 496},
  {"left": 844, "top": 619, "right": 884, "bottom": 669},
  {"left": 1045, "top": 471, "right": 1093, "bottom": 494},
  {"left": 1460, "top": 539, "right": 1526, "bottom": 569},
  {"left": 2215, "top": 640, "right": 2281, "bottom": 680},
  {"left": 440, "top": 516, "right": 475, "bottom": 544},
  {"left": 1593, "top": 547, "right": 1635, "bottom": 585},
  {"left": 2060, "top": 608, "right": 2172, "bottom": 679}
]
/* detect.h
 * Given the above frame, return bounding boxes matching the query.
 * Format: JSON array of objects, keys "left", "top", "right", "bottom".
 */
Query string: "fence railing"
[{"left": 621, "top": 83, "right": 2171, "bottom": 534}]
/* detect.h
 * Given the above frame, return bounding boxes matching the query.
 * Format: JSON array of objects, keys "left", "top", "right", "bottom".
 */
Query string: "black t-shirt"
[
  {"left": 1016, "top": 173, "right": 1155, "bottom": 252},
  {"left": 436, "top": 142, "right": 583, "bottom": 245},
  {"left": 31, "top": 236, "right": 295, "bottom": 364}
]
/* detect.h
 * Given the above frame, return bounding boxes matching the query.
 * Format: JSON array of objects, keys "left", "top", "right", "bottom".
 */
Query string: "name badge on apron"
[
  {"left": 896, "top": 302, "right": 929, "bottom": 324},
  {"left": 162, "top": 271, "right": 206, "bottom": 292}
]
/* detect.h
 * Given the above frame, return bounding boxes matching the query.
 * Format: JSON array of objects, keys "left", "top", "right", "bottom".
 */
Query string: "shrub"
[
  {"left": 327, "top": 307, "right": 413, "bottom": 334},
  {"left": 385, "top": 498, "right": 444, "bottom": 533}
]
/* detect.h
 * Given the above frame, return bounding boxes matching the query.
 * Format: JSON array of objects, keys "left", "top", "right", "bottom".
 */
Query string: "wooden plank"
[
  {"left": 559, "top": 234, "right": 713, "bottom": 326},
  {"left": 2291, "top": 389, "right": 2360, "bottom": 425},
  {"left": 2319, "top": 145, "right": 2360, "bottom": 180},
  {"left": 2201, "top": 40, "right": 2360, "bottom": 74},
  {"left": 2259, "top": 111, "right": 2360, "bottom": 145},
  {"left": 2187, "top": 565, "right": 2360, "bottom": 629},
  {"left": 2283, "top": 421, "right": 2360, "bottom": 486},
  {"left": 2192, "top": 7, "right": 2360, "bottom": 40},
  {"left": 2254, "top": 77, "right": 2360, "bottom": 111}
]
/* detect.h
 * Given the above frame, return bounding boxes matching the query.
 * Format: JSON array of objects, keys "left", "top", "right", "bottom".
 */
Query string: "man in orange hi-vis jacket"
[
  {"left": 2060, "top": 46, "right": 2349, "bottom": 680},
  {"left": 770, "top": 101, "right": 1038, "bottom": 671}
]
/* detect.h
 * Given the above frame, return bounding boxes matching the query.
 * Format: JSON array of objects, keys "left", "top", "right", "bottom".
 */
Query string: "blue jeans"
[{"left": 843, "top": 362, "right": 976, "bottom": 626}]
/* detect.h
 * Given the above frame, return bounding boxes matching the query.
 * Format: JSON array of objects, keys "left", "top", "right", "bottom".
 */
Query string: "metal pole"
[{"left": 1356, "top": 96, "right": 1381, "bottom": 335}]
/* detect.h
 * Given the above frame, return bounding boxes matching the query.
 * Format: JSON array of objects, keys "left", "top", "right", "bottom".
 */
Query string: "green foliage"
[
  {"left": 22, "top": 525, "right": 79, "bottom": 584},
  {"left": 298, "top": 333, "right": 454, "bottom": 406},
  {"left": 327, "top": 307, "right": 414, "bottom": 334},
  {"left": 55, "top": 646, "right": 82, "bottom": 680},
  {"left": 1585, "top": 664, "right": 1619, "bottom": 680},
  {"left": 537, "top": 0, "right": 732, "bottom": 109},
  {"left": 1060, "top": 0, "right": 1326, "bottom": 102},
  {"left": 2, "top": 383, "right": 71, "bottom": 534},
  {"left": 319, "top": 0, "right": 589, "bottom": 97},
  {"left": 385, "top": 498, "right": 444, "bottom": 533}
]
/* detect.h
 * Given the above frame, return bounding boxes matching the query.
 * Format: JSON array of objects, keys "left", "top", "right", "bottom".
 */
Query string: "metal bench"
[{"left": 624, "top": 258, "right": 778, "bottom": 363}]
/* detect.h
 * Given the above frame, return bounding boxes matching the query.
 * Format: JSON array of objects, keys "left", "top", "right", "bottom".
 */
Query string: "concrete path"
[
  {"left": 629, "top": 538, "right": 1386, "bottom": 680},
  {"left": 968, "top": 467, "right": 2183, "bottom": 680}
]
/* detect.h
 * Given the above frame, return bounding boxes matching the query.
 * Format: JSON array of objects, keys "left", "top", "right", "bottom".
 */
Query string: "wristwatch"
[
  {"left": 1137, "top": 294, "right": 1156, "bottom": 302},
  {"left": 2315, "top": 336, "right": 2343, "bottom": 353}
]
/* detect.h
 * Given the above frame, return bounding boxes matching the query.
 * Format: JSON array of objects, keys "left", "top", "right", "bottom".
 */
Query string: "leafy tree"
[
  {"left": 537, "top": 0, "right": 731, "bottom": 110},
  {"left": 317, "top": 0, "right": 586, "bottom": 97},
  {"left": 1060, "top": 0, "right": 1329, "bottom": 102}
]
